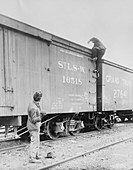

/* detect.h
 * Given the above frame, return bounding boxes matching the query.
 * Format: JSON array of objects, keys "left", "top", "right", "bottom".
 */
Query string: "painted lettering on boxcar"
[
  {"left": 113, "top": 89, "right": 127, "bottom": 99},
  {"left": 58, "top": 61, "right": 85, "bottom": 73},
  {"left": 58, "top": 60, "right": 85, "bottom": 86},
  {"left": 105, "top": 75, "right": 132, "bottom": 87},
  {"left": 105, "top": 75, "right": 119, "bottom": 84},
  {"left": 104, "top": 70, "right": 133, "bottom": 112},
  {"left": 60, "top": 49, "right": 84, "bottom": 58},
  {"left": 122, "top": 79, "right": 132, "bottom": 87},
  {"left": 62, "top": 76, "right": 82, "bottom": 85},
  {"left": 105, "top": 74, "right": 132, "bottom": 99}
]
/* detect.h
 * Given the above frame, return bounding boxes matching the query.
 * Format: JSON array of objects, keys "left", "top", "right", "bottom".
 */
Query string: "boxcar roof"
[
  {"left": 102, "top": 59, "right": 133, "bottom": 73},
  {"left": 0, "top": 14, "right": 91, "bottom": 55}
]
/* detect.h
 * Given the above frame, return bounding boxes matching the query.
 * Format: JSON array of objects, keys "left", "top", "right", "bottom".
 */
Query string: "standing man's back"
[{"left": 27, "top": 91, "right": 43, "bottom": 163}]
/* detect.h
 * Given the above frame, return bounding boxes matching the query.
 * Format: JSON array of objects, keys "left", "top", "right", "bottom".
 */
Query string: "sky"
[{"left": 0, "top": 0, "right": 133, "bottom": 69}]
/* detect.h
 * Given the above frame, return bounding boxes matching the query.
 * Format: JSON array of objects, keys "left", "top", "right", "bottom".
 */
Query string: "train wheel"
[
  {"left": 69, "top": 129, "right": 80, "bottom": 136},
  {"left": 107, "top": 120, "right": 114, "bottom": 128},
  {"left": 120, "top": 117, "right": 125, "bottom": 122},
  {"left": 95, "top": 116, "right": 104, "bottom": 130},
  {"left": 69, "top": 119, "right": 81, "bottom": 136},
  {"left": 46, "top": 120, "right": 60, "bottom": 140},
  {"left": 127, "top": 117, "right": 132, "bottom": 121}
]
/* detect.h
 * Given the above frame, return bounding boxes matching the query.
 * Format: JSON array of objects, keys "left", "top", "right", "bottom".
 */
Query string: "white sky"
[{"left": 0, "top": 0, "right": 133, "bottom": 69}]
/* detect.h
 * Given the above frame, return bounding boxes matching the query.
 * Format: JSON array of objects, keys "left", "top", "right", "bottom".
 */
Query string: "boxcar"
[
  {"left": 97, "top": 59, "right": 133, "bottom": 122},
  {"left": 0, "top": 14, "right": 104, "bottom": 139}
]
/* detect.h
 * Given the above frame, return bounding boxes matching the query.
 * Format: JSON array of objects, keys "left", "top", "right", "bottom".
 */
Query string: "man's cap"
[
  {"left": 88, "top": 37, "right": 100, "bottom": 43},
  {"left": 33, "top": 91, "right": 42, "bottom": 101}
]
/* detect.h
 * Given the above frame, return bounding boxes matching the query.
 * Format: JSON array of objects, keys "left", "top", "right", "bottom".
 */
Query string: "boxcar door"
[{"left": 2, "top": 29, "right": 15, "bottom": 114}]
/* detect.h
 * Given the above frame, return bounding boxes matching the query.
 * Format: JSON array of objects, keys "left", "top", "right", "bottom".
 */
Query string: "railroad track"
[
  {"left": 0, "top": 144, "right": 27, "bottom": 153},
  {"left": 1, "top": 123, "right": 133, "bottom": 170},
  {"left": 38, "top": 136, "right": 133, "bottom": 170},
  {"left": 0, "top": 123, "right": 129, "bottom": 153},
  {"left": 0, "top": 128, "right": 102, "bottom": 153}
]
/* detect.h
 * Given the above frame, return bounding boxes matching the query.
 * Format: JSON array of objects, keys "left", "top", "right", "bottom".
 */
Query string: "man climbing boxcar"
[{"left": 88, "top": 37, "right": 106, "bottom": 68}]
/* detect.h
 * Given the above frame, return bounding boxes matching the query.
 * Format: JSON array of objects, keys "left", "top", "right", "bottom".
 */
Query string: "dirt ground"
[
  {"left": 56, "top": 134, "right": 133, "bottom": 170},
  {"left": 1, "top": 123, "right": 133, "bottom": 170}
]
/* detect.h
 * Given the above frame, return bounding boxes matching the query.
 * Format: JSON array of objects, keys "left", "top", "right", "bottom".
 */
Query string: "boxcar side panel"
[
  {"left": 0, "top": 28, "right": 50, "bottom": 116},
  {"left": 0, "top": 26, "right": 95, "bottom": 116},
  {"left": 14, "top": 31, "right": 50, "bottom": 116},
  {"left": 102, "top": 62, "right": 133, "bottom": 111},
  {"left": 49, "top": 45, "right": 96, "bottom": 113}
]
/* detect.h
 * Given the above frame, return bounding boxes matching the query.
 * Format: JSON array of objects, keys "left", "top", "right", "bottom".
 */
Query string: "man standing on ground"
[{"left": 27, "top": 91, "right": 45, "bottom": 163}]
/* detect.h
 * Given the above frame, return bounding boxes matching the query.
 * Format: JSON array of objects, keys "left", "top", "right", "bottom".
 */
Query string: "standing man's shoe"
[
  {"left": 36, "top": 155, "right": 43, "bottom": 159},
  {"left": 29, "top": 159, "right": 41, "bottom": 163}
]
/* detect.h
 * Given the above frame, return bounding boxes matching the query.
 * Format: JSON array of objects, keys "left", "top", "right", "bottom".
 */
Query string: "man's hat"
[
  {"left": 33, "top": 91, "right": 42, "bottom": 101},
  {"left": 88, "top": 37, "right": 100, "bottom": 43}
]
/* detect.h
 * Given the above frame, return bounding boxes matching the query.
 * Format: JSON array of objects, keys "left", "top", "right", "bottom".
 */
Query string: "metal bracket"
[
  {"left": 0, "top": 105, "right": 15, "bottom": 111},
  {"left": 2, "top": 87, "right": 14, "bottom": 93}
]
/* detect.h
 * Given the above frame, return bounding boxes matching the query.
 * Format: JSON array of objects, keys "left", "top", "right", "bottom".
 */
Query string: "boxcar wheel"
[
  {"left": 107, "top": 120, "right": 114, "bottom": 128},
  {"left": 95, "top": 116, "right": 104, "bottom": 130},
  {"left": 120, "top": 117, "right": 125, "bottom": 122},
  {"left": 69, "top": 118, "right": 81, "bottom": 136},
  {"left": 127, "top": 117, "right": 132, "bottom": 121},
  {"left": 69, "top": 129, "right": 80, "bottom": 136},
  {"left": 46, "top": 120, "right": 60, "bottom": 140}
]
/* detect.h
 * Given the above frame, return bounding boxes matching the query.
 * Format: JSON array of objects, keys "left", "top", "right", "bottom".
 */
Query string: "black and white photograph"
[{"left": 0, "top": 0, "right": 133, "bottom": 169}]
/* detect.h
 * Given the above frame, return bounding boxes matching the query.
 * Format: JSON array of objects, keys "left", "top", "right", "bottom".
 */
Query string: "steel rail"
[
  {"left": 0, "top": 144, "right": 27, "bottom": 153},
  {"left": 38, "top": 136, "right": 133, "bottom": 170},
  {"left": 0, "top": 124, "right": 127, "bottom": 154},
  {"left": 0, "top": 131, "right": 92, "bottom": 153},
  {"left": 0, "top": 127, "right": 104, "bottom": 154}
]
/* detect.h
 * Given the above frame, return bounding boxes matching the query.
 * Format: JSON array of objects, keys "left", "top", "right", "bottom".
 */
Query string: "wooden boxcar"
[
  {"left": 97, "top": 59, "right": 133, "bottom": 122},
  {"left": 0, "top": 14, "right": 104, "bottom": 139}
]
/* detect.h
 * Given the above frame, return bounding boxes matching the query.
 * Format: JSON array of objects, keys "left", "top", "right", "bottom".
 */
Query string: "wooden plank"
[
  {"left": 0, "top": 28, "right": 5, "bottom": 107},
  {"left": 13, "top": 31, "right": 50, "bottom": 115},
  {"left": 0, "top": 14, "right": 52, "bottom": 42},
  {"left": 0, "top": 14, "right": 92, "bottom": 58}
]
